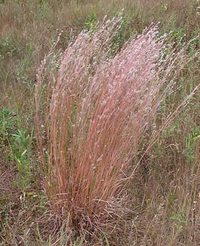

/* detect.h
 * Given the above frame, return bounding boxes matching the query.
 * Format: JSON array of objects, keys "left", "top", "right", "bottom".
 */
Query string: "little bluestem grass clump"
[{"left": 35, "top": 16, "right": 199, "bottom": 233}]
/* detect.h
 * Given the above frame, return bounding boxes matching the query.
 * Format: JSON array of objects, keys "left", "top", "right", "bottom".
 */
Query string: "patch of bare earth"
[{"left": 0, "top": 149, "right": 18, "bottom": 199}]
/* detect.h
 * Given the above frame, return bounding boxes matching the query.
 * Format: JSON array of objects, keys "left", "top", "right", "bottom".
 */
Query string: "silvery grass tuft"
[{"left": 35, "top": 15, "right": 199, "bottom": 232}]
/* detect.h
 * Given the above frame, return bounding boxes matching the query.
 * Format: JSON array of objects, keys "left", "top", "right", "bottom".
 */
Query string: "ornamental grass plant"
[{"left": 35, "top": 15, "right": 199, "bottom": 234}]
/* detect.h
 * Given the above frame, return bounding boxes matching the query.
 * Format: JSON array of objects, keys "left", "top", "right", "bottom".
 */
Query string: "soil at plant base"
[{"left": 0, "top": 148, "right": 18, "bottom": 199}]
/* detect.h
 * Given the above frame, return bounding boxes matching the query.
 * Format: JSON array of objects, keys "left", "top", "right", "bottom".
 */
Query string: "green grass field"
[{"left": 0, "top": 0, "right": 200, "bottom": 245}]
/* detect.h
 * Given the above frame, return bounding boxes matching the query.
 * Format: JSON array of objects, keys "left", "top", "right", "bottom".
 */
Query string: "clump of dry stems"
[{"left": 35, "top": 15, "right": 199, "bottom": 232}]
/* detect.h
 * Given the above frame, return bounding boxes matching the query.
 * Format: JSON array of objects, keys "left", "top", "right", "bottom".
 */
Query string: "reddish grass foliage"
[{"left": 35, "top": 16, "right": 199, "bottom": 231}]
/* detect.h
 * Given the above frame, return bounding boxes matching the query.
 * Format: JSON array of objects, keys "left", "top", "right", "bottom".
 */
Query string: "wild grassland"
[{"left": 0, "top": 0, "right": 200, "bottom": 245}]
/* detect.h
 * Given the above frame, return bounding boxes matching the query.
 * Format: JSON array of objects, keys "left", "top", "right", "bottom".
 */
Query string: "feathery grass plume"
[{"left": 35, "top": 15, "right": 199, "bottom": 232}]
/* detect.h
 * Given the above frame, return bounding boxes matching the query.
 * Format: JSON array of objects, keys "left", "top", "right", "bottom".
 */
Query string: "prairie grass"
[
  {"left": 0, "top": 0, "right": 200, "bottom": 245},
  {"left": 35, "top": 15, "right": 199, "bottom": 237}
]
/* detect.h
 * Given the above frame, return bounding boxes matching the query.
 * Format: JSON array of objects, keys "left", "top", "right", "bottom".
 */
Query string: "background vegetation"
[{"left": 0, "top": 0, "right": 200, "bottom": 245}]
